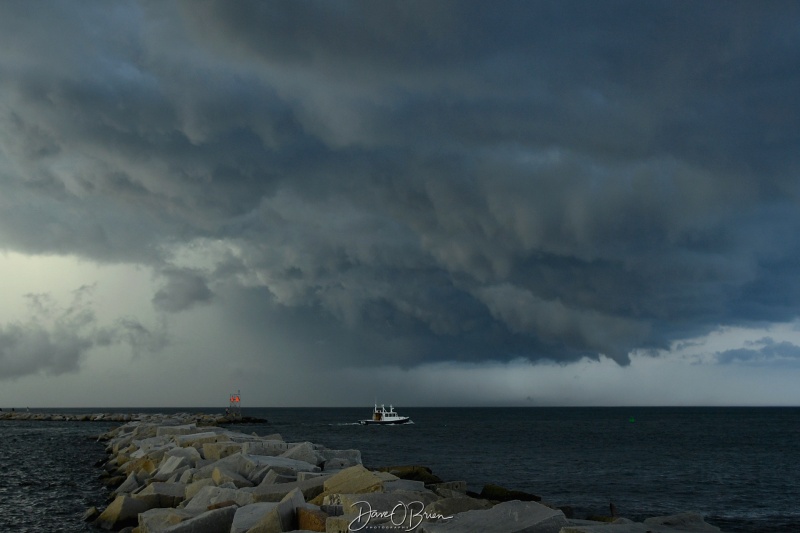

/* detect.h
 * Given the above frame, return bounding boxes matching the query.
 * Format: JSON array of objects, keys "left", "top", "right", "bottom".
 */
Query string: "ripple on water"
[{"left": 0, "top": 421, "right": 116, "bottom": 533}]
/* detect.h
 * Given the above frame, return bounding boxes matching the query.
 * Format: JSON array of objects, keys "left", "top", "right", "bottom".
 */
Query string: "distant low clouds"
[
  {"left": 0, "top": 292, "right": 94, "bottom": 379},
  {"left": 0, "top": 287, "right": 165, "bottom": 380},
  {"left": 717, "top": 337, "right": 800, "bottom": 366},
  {"left": 1, "top": 1, "right": 800, "bottom": 370}
]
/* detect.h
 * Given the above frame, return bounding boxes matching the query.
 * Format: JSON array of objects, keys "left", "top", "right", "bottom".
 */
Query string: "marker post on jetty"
[{"left": 227, "top": 389, "right": 242, "bottom": 420}]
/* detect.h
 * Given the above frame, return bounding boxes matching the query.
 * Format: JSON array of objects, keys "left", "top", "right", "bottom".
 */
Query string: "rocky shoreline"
[{"left": 74, "top": 413, "right": 727, "bottom": 532}]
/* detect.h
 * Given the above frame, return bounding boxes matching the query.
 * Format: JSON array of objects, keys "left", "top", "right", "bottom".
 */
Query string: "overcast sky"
[{"left": 1, "top": 1, "right": 800, "bottom": 408}]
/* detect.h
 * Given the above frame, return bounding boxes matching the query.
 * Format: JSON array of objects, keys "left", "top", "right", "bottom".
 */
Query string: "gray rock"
[
  {"left": 258, "top": 469, "right": 296, "bottom": 485},
  {"left": 297, "top": 471, "right": 330, "bottom": 481},
  {"left": 153, "top": 455, "right": 190, "bottom": 482},
  {"left": 246, "top": 487, "right": 305, "bottom": 533},
  {"left": 113, "top": 472, "right": 143, "bottom": 496},
  {"left": 183, "top": 485, "right": 254, "bottom": 511},
  {"left": 194, "top": 452, "right": 318, "bottom": 486},
  {"left": 157, "top": 424, "right": 197, "bottom": 437},
  {"left": 133, "top": 482, "right": 186, "bottom": 508},
  {"left": 173, "top": 431, "right": 231, "bottom": 448},
  {"left": 419, "top": 500, "right": 567, "bottom": 533},
  {"left": 132, "top": 436, "right": 174, "bottom": 455},
  {"left": 162, "top": 505, "right": 237, "bottom": 533},
  {"left": 432, "top": 487, "right": 469, "bottom": 499},
  {"left": 327, "top": 513, "right": 363, "bottom": 533},
  {"left": 94, "top": 495, "right": 154, "bottom": 530},
  {"left": 383, "top": 479, "right": 429, "bottom": 493},
  {"left": 164, "top": 446, "right": 202, "bottom": 467},
  {"left": 643, "top": 512, "right": 721, "bottom": 532},
  {"left": 243, "top": 440, "right": 290, "bottom": 457},
  {"left": 297, "top": 504, "right": 329, "bottom": 531},
  {"left": 281, "top": 441, "right": 324, "bottom": 466},
  {"left": 230, "top": 502, "right": 279, "bottom": 533},
  {"left": 202, "top": 442, "right": 244, "bottom": 461},
  {"left": 138, "top": 507, "right": 195, "bottom": 533},
  {"left": 247, "top": 454, "right": 322, "bottom": 476},
  {"left": 134, "top": 445, "right": 173, "bottom": 464},
  {"left": 184, "top": 478, "right": 216, "bottom": 501},
  {"left": 82, "top": 507, "right": 99, "bottom": 522},
  {"left": 559, "top": 512, "right": 722, "bottom": 533},
  {"left": 423, "top": 497, "right": 493, "bottom": 518},
  {"left": 559, "top": 524, "right": 651, "bottom": 533},
  {"left": 212, "top": 465, "right": 254, "bottom": 488},
  {"left": 429, "top": 481, "right": 467, "bottom": 494},
  {"left": 319, "top": 449, "right": 362, "bottom": 470},
  {"left": 321, "top": 465, "right": 385, "bottom": 497},
  {"left": 178, "top": 468, "right": 194, "bottom": 484},
  {"left": 250, "top": 474, "right": 332, "bottom": 503}
]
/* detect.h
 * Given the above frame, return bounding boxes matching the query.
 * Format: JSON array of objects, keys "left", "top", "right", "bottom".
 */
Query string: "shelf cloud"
[{"left": 1, "top": 1, "right": 799, "bottom": 404}]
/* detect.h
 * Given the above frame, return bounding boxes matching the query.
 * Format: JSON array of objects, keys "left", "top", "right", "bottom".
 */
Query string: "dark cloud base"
[{"left": 1, "top": 1, "right": 800, "bottom": 372}]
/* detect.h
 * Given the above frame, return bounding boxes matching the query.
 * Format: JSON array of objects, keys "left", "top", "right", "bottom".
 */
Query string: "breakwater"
[
  {"left": 0, "top": 410, "right": 264, "bottom": 425},
  {"left": 84, "top": 413, "right": 726, "bottom": 532}
]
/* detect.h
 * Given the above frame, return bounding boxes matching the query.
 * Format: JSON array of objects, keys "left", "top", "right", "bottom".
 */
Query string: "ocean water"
[
  {"left": 1, "top": 407, "right": 798, "bottom": 532},
  {"left": 0, "top": 418, "right": 117, "bottom": 533}
]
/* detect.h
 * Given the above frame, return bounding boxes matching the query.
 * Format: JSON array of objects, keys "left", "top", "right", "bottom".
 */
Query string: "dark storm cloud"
[
  {"left": 1, "top": 1, "right": 799, "bottom": 367},
  {"left": 0, "top": 287, "right": 165, "bottom": 380},
  {"left": 152, "top": 267, "right": 214, "bottom": 313}
]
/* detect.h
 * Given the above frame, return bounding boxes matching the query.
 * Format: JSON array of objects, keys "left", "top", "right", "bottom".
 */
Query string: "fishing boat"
[{"left": 359, "top": 403, "right": 411, "bottom": 425}]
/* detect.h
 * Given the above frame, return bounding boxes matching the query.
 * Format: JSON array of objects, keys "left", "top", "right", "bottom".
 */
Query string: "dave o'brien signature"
[{"left": 349, "top": 500, "right": 454, "bottom": 531}]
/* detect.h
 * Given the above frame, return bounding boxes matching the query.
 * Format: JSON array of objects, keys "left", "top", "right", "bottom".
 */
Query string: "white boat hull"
[
  {"left": 359, "top": 416, "right": 411, "bottom": 425},
  {"left": 360, "top": 403, "right": 411, "bottom": 425}
]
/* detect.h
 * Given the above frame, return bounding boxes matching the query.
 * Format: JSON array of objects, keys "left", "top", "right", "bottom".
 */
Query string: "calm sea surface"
[{"left": 1, "top": 407, "right": 798, "bottom": 532}]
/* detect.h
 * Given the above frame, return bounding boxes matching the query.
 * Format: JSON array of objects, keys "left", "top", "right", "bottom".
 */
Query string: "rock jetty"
[
  {"left": 0, "top": 411, "right": 264, "bottom": 425},
  {"left": 88, "top": 414, "right": 725, "bottom": 532}
]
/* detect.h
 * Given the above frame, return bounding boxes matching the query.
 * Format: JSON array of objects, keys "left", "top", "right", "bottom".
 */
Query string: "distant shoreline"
[
  {"left": 3, "top": 405, "right": 800, "bottom": 410},
  {"left": 0, "top": 411, "right": 265, "bottom": 424}
]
